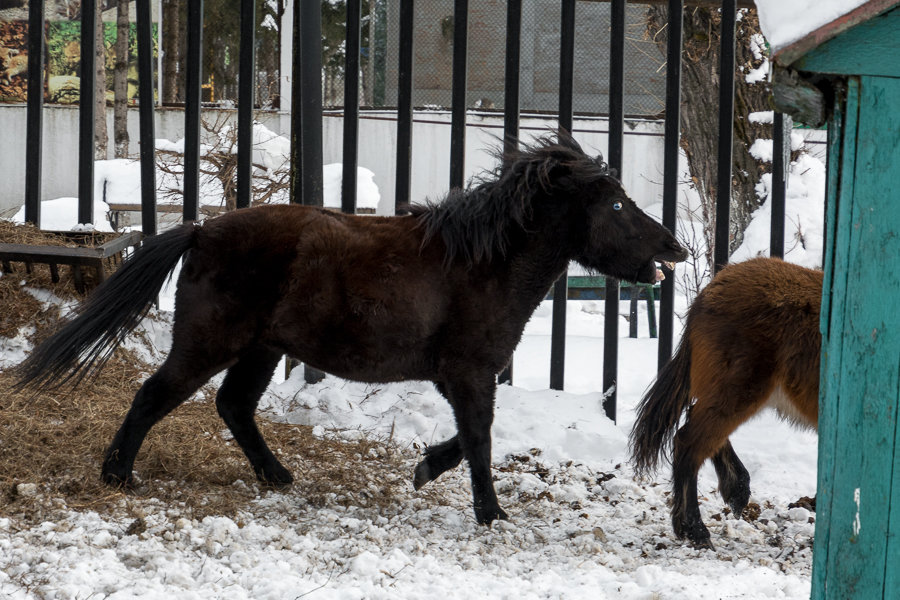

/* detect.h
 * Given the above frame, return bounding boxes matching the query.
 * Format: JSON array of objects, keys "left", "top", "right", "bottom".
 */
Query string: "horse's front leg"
[
  {"left": 413, "top": 435, "right": 462, "bottom": 490},
  {"left": 443, "top": 375, "right": 507, "bottom": 525}
]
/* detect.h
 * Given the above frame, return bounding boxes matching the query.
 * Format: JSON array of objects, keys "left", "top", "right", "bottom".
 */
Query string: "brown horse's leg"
[
  {"left": 671, "top": 381, "right": 772, "bottom": 549},
  {"left": 711, "top": 440, "right": 751, "bottom": 516},
  {"left": 215, "top": 349, "right": 292, "bottom": 486},
  {"left": 443, "top": 375, "right": 507, "bottom": 525},
  {"left": 102, "top": 357, "right": 224, "bottom": 486},
  {"left": 413, "top": 435, "right": 462, "bottom": 490}
]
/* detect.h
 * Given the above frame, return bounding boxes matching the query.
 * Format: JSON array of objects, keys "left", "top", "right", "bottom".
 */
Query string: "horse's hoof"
[
  {"left": 257, "top": 464, "right": 294, "bottom": 488},
  {"left": 475, "top": 505, "right": 508, "bottom": 525},
  {"left": 689, "top": 535, "right": 715, "bottom": 551},
  {"left": 673, "top": 515, "right": 713, "bottom": 549},
  {"left": 101, "top": 470, "right": 133, "bottom": 489},
  {"left": 723, "top": 487, "right": 751, "bottom": 517},
  {"left": 413, "top": 461, "right": 432, "bottom": 490}
]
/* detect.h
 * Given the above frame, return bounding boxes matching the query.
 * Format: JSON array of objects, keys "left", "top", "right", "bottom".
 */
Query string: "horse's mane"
[{"left": 408, "top": 132, "right": 613, "bottom": 269}]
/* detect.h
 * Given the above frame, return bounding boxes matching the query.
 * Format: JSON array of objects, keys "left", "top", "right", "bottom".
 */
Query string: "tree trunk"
[
  {"left": 94, "top": 0, "right": 107, "bottom": 160},
  {"left": 162, "top": 0, "right": 182, "bottom": 104},
  {"left": 646, "top": 6, "right": 772, "bottom": 262},
  {"left": 113, "top": 0, "right": 130, "bottom": 158}
]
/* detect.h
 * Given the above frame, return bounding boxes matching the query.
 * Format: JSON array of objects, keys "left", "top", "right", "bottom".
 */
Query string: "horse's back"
[
  {"left": 178, "top": 204, "right": 451, "bottom": 381},
  {"left": 687, "top": 258, "right": 822, "bottom": 427}
]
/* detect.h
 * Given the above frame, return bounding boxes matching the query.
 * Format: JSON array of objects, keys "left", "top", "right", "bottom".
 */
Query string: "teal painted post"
[
  {"left": 811, "top": 80, "right": 848, "bottom": 600},
  {"left": 812, "top": 74, "right": 900, "bottom": 597}
]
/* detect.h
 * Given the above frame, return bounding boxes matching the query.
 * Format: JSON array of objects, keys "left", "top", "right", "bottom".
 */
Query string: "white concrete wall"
[
  {"left": 0, "top": 105, "right": 668, "bottom": 218},
  {"left": 326, "top": 111, "right": 669, "bottom": 215}
]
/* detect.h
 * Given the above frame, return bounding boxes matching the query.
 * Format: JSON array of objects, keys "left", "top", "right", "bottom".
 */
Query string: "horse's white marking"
[
  {"left": 853, "top": 488, "right": 861, "bottom": 537},
  {"left": 766, "top": 385, "right": 816, "bottom": 429}
]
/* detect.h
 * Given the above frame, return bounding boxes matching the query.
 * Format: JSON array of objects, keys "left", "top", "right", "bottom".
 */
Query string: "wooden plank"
[
  {"left": 793, "top": 6, "right": 900, "bottom": 77},
  {"left": 0, "top": 243, "right": 105, "bottom": 263},
  {"left": 96, "top": 231, "right": 143, "bottom": 258},
  {"left": 107, "top": 203, "right": 226, "bottom": 215},
  {"left": 812, "top": 77, "right": 855, "bottom": 598},
  {"left": 814, "top": 75, "right": 900, "bottom": 598},
  {"left": 888, "top": 364, "right": 900, "bottom": 597}
]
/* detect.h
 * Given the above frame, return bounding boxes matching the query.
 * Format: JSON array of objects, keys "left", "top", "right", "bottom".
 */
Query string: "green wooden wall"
[{"left": 812, "top": 72, "right": 900, "bottom": 598}]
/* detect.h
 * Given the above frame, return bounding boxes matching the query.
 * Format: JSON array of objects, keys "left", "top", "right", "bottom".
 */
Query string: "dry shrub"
[{"left": 0, "top": 221, "right": 441, "bottom": 525}]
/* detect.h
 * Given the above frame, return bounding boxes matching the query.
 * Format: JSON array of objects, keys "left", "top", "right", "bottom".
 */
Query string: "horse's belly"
[
  {"left": 273, "top": 322, "right": 437, "bottom": 383},
  {"left": 766, "top": 385, "right": 817, "bottom": 430}
]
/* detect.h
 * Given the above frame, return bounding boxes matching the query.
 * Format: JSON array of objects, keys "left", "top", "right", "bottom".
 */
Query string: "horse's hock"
[{"left": 0, "top": 228, "right": 143, "bottom": 293}]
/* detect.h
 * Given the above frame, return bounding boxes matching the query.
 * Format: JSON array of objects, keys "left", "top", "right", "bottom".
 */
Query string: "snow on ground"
[
  {"left": 0, "top": 142, "right": 826, "bottom": 598},
  {"left": 0, "top": 290, "right": 820, "bottom": 599},
  {"left": 0, "top": 296, "right": 819, "bottom": 600},
  {"left": 10, "top": 197, "right": 114, "bottom": 232}
]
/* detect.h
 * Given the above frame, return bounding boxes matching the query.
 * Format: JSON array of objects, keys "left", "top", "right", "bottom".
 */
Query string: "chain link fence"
[{"left": 324, "top": 0, "right": 666, "bottom": 117}]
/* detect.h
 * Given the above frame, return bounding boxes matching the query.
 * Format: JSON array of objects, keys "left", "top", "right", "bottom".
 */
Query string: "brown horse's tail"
[
  {"left": 15, "top": 223, "right": 198, "bottom": 391},
  {"left": 629, "top": 336, "right": 693, "bottom": 478}
]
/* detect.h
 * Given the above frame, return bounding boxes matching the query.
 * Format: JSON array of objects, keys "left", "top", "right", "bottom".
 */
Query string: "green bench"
[{"left": 546, "top": 275, "right": 660, "bottom": 338}]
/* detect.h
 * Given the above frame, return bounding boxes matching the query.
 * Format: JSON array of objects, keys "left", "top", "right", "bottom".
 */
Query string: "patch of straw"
[{"left": 1, "top": 220, "right": 448, "bottom": 523}]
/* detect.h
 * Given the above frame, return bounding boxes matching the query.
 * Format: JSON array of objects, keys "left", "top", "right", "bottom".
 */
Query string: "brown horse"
[
  {"left": 629, "top": 257, "right": 822, "bottom": 548},
  {"left": 17, "top": 133, "right": 687, "bottom": 525}
]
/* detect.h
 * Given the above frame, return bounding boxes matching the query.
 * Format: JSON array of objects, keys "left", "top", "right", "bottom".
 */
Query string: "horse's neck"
[{"left": 504, "top": 231, "right": 572, "bottom": 315}]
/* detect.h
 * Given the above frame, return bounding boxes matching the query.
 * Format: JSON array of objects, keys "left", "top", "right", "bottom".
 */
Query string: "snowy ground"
[
  {"left": 0, "top": 292, "right": 818, "bottom": 600},
  {"left": 0, "top": 121, "right": 826, "bottom": 598}
]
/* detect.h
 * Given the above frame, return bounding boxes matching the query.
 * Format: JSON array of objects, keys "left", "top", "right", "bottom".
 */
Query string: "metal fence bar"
[
  {"left": 77, "top": 0, "right": 96, "bottom": 226},
  {"left": 770, "top": 112, "right": 788, "bottom": 258},
  {"left": 550, "top": 0, "right": 576, "bottom": 391},
  {"left": 183, "top": 0, "right": 204, "bottom": 222},
  {"left": 395, "top": 0, "right": 414, "bottom": 211},
  {"left": 136, "top": 0, "right": 157, "bottom": 236},
  {"left": 24, "top": 0, "right": 44, "bottom": 226},
  {"left": 713, "top": 0, "right": 736, "bottom": 273},
  {"left": 290, "top": 0, "right": 301, "bottom": 205},
  {"left": 236, "top": 0, "right": 256, "bottom": 210},
  {"left": 449, "top": 0, "right": 469, "bottom": 189},
  {"left": 658, "top": 0, "right": 683, "bottom": 369},
  {"left": 502, "top": 0, "right": 522, "bottom": 158},
  {"left": 299, "top": 0, "right": 325, "bottom": 384},
  {"left": 498, "top": 0, "right": 522, "bottom": 386},
  {"left": 300, "top": 0, "right": 324, "bottom": 209},
  {"left": 341, "top": 0, "right": 361, "bottom": 215},
  {"left": 603, "top": 0, "right": 626, "bottom": 421},
  {"left": 286, "top": 0, "right": 302, "bottom": 381}
]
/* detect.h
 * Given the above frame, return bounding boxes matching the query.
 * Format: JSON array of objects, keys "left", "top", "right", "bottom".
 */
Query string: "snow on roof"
[{"left": 755, "top": 0, "right": 895, "bottom": 63}]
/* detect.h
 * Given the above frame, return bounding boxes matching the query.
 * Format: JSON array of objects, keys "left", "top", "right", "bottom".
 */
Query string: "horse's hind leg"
[
  {"left": 671, "top": 381, "right": 771, "bottom": 549},
  {"left": 215, "top": 349, "right": 292, "bottom": 486},
  {"left": 413, "top": 435, "right": 462, "bottom": 490},
  {"left": 711, "top": 440, "right": 751, "bottom": 516},
  {"left": 103, "top": 358, "right": 223, "bottom": 486}
]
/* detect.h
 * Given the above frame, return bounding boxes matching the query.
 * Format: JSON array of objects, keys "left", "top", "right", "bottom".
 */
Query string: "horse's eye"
[{"left": 613, "top": 201, "right": 623, "bottom": 211}]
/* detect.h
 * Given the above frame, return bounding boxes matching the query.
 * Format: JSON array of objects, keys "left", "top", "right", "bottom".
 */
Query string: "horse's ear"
[{"left": 593, "top": 154, "right": 616, "bottom": 179}]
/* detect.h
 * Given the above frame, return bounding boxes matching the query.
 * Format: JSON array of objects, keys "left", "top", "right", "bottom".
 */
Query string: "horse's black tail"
[
  {"left": 15, "top": 223, "right": 198, "bottom": 391},
  {"left": 629, "top": 336, "right": 694, "bottom": 478}
]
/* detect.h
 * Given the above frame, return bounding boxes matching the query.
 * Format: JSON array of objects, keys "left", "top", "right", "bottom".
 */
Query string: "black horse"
[{"left": 18, "top": 133, "right": 687, "bottom": 525}]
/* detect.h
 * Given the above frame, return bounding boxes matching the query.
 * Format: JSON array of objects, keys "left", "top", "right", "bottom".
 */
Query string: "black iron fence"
[{"left": 18, "top": 0, "right": 789, "bottom": 423}]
